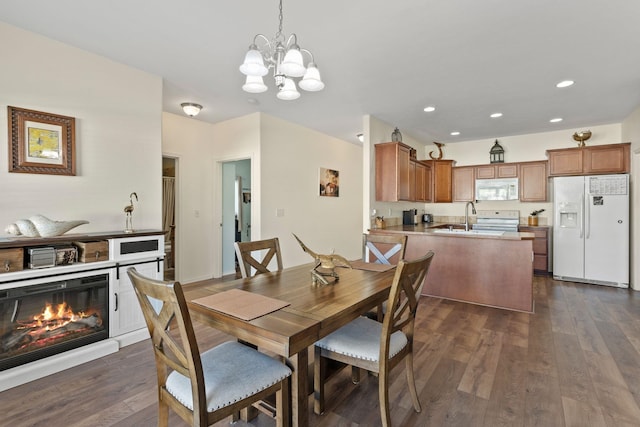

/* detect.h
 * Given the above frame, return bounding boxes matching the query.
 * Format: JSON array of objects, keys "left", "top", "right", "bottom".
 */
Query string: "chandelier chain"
[{"left": 276, "top": 0, "right": 284, "bottom": 41}]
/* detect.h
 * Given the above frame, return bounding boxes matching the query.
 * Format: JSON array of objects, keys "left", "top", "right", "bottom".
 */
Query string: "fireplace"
[{"left": 0, "top": 273, "right": 109, "bottom": 371}]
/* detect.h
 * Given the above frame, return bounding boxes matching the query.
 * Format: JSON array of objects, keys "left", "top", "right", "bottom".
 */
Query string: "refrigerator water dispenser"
[{"left": 559, "top": 211, "right": 578, "bottom": 228}]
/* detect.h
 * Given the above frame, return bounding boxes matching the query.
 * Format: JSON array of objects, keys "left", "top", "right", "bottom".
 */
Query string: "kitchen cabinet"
[
  {"left": 414, "top": 160, "right": 429, "bottom": 202},
  {"left": 519, "top": 161, "right": 548, "bottom": 202},
  {"left": 452, "top": 166, "right": 475, "bottom": 202},
  {"left": 518, "top": 225, "right": 550, "bottom": 275},
  {"left": 475, "top": 164, "right": 518, "bottom": 179},
  {"left": 547, "top": 143, "right": 630, "bottom": 176},
  {"left": 423, "top": 159, "right": 454, "bottom": 203},
  {"left": 375, "top": 142, "right": 412, "bottom": 201},
  {"left": 375, "top": 142, "right": 449, "bottom": 203}
]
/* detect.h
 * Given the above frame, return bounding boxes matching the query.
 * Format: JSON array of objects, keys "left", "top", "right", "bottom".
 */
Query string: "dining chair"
[
  {"left": 363, "top": 233, "right": 407, "bottom": 321},
  {"left": 362, "top": 233, "right": 407, "bottom": 265},
  {"left": 234, "top": 237, "right": 283, "bottom": 278},
  {"left": 127, "top": 267, "right": 292, "bottom": 427},
  {"left": 313, "top": 251, "right": 435, "bottom": 427}
]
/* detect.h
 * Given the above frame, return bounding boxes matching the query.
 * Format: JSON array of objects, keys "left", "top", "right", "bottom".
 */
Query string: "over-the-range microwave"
[{"left": 475, "top": 177, "right": 519, "bottom": 201}]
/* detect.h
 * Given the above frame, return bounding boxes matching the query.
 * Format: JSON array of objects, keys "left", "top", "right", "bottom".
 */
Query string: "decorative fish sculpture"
[
  {"left": 292, "top": 233, "right": 351, "bottom": 285},
  {"left": 5, "top": 215, "right": 89, "bottom": 238}
]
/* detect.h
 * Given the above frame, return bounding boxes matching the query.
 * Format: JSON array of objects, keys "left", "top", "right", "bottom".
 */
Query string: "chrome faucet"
[{"left": 465, "top": 201, "right": 476, "bottom": 231}]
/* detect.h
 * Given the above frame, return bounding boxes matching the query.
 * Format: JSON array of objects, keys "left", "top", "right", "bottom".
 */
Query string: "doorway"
[
  {"left": 222, "top": 159, "right": 251, "bottom": 276},
  {"left": 162, "top": 156, "right": 177, "bottom": 280}
]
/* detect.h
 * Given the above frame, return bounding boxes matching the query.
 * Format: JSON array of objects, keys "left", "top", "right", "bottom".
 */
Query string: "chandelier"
[{"left": 239, "top": 0, "right": 325, "bottom": 100}]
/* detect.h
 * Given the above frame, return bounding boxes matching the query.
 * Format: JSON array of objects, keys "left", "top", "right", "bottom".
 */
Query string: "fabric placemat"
[
  {"left": 191, "top": 289, "right": 290, "bottom": 321},
  {"left": 350, "top": 259, "right": 397, "bottom": 272}
]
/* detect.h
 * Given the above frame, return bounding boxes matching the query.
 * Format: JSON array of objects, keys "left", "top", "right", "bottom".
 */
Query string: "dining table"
[{"left": 185, "top": 261, "right": 397, "bottom": 427}]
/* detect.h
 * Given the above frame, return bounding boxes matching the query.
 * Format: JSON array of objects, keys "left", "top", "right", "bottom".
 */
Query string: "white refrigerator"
[{"left": 553, "top": 174, "right": 629, "bottom": 288}]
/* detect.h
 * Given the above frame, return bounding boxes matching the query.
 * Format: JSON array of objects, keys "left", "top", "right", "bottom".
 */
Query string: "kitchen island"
[{"left": 371, "top": 224, "right": 535, "bottom": 312}]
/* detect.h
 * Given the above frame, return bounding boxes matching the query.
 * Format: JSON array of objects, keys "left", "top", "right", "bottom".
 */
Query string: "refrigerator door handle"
[
  {"left": 585, "top": 193, "right": 591, "bottom": 239},
  {"left": 579, "top": 193, "right": 584, "bottom": 238}
]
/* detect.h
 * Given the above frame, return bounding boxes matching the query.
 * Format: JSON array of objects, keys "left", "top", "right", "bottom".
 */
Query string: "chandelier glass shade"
[{"left": 239, "top": 0, "right": 324, "bottom": 100}]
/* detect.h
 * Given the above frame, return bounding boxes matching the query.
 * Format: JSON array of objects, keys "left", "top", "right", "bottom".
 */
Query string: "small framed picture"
[
  {"left": 319, "top": 167, "right": 339, "bottom": 197},
  {"left": 8, "top": 106, "right": 76, "bottom": 175}
]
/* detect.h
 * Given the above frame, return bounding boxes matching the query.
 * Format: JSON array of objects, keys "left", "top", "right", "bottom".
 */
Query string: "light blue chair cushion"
[
  {"left": 165, "top": 341, "right": 291, "bottom": 412},
  {"left": 315, "top": 316, "right": 408, "bottom": 362}
]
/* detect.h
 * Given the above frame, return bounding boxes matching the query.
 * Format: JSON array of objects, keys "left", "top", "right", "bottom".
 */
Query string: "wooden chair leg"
[
  {"left": 379, "top": 370, "right": 392, "bottom": 427},
  {"left": 351, "top": 366, "right": 361, "bottom": 384},
  {"left": 313, "top": 346, "right": 325, "bottom": 415},
  {"left": 158, "top": 398, "right": 169, "bottom": 427},
  {"left": 405, "top": 353, "right": 421, "bottom": 412}
]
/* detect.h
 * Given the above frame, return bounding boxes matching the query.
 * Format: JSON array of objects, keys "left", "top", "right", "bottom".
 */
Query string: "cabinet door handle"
[{"left": 114, "top": 292, "right": 118, "bottom": 311}]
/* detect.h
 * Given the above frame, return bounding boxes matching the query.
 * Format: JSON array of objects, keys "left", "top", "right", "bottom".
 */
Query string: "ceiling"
[{"left": 2, "top": 0, "right": 640, "bottom": 145}]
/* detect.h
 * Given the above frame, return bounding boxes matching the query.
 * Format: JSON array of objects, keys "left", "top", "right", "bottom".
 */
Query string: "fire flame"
[{"left": 33, "top": 302, "right": 92, "bottom": 329}]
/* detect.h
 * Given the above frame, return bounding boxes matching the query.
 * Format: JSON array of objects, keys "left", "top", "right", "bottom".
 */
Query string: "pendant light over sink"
[{"left": 239, "top": 0, "right": 325, "bottom": 100}]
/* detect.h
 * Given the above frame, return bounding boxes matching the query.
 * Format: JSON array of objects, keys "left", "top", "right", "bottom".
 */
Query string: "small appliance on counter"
[
  {"left": 422, "top": 213, "right": 433, "bottom": 223},
  {"left": 402, "top": 209, "right": 418, "bottom": 225}
]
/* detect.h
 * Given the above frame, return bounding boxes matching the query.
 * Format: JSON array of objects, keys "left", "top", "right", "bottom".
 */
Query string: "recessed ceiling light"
[
  {"left": 423, "top": 106, "right": 436, "bottom": 112},
  {"left": 490, "top": 112, "right": 503, "bottom": 118},
  {"left": 450, "top": 131, "right": 460, "bottom": 136},
  {"left": 556, "top": 80, "right": 574, "bottom": 88},
  {"left": 550, "top": 117, "right": 563, "bottom": 123}
]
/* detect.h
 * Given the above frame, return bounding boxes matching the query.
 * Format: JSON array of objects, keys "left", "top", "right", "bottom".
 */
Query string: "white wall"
[
  {"left": 622, "top": 106, "right": 640, "bottom": 290},
  {"left": 0, "top": 22, "right": 163, "bottom": 235},
  {"left": 162, "top": 112, "right": 260, "bottom": 282},
  {"left": 260, "top": 114, "right": 364, "bottom": 267},
  {"left": 162, "top": 112, "right": 363, "bottom": 282}
]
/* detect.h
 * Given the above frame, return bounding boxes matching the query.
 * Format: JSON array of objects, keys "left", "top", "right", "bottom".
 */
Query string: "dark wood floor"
[{"left": 2, "top": 275, "right": 640, "bottom": 427}]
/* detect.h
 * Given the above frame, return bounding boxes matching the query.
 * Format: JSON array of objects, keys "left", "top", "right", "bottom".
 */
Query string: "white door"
[
  {"left": 553, "top": 176, "right": 585, "bottom": 279},
  {"left": 583, "top": 175, "right": 629, "bottom": 285}
]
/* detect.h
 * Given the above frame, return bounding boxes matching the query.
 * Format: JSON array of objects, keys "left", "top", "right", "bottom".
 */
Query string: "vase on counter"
[{"left": 528, "top": 215, "right": 538, "bottom": 226}]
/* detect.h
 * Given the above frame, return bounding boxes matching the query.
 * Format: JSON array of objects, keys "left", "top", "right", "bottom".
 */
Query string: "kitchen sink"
[{"left": 432, "top": 229, "right": 505, "bottom": 236}]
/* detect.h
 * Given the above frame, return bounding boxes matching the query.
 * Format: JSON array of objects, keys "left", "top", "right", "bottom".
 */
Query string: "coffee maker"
[
  {"left": 422, "top": 213, "right": 433, "bottom": 223},
  {"left": 402, "top": 209, "right": 418, "bottom": 225}
]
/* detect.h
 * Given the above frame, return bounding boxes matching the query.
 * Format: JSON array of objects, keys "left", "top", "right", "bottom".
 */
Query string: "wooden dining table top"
[{"left": 185, "top": 262, "right": 397, "bottom": 357}]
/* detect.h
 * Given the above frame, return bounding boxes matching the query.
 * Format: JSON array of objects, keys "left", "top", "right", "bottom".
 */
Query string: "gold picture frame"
[{"left": 8, "top": 106, "right": 76, "bottom": 175}]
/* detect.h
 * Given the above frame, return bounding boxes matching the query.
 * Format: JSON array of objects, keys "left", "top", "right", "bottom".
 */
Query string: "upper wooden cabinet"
[
  {"left": 423, "top": 159, "right": 453, "bottom": 203},
  {"left": 414, "top": 161, "right": 429, "bottom": 202},
  {"left": 452, "top": 166, "right": 475, "bottom": 202},
  {"left": 519, "top": 161, "right": 548, "bottom": 202},
  {"left": 547, "top": 143, "right": 630, "bottom": 176},
  {"left": 375, "top": 142, "right": 452, "bottom": 203},
  {"left": 375, "top": 142, "right": 412, "bottom": 201},
  {"left": 475, "top": 164, "right": 518, "bottom": 179},
  {"left": 454, "top": 160, "right": 548, "bottom": 202}
]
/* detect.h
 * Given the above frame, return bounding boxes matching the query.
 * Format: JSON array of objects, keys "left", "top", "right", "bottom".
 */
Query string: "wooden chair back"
[
  {"left": 234, "top": 237, "right": 283, "bottom": 278},
  {"left": 363, "top": 233, "right": 407, "bottom": 265},
  {"left": 381, "top": 251, "right": 434, "bottom": 361},
  {"left": 127, "top": 267, "right": 207, "bottom": 426}
]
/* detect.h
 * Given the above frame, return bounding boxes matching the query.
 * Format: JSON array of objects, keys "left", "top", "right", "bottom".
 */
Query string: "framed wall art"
[
  {"left": 319, "top": 167, "right": 339, "bottom": 197},
  {"left": 8, "top": 106, "right": 76, "bottom": 175}
]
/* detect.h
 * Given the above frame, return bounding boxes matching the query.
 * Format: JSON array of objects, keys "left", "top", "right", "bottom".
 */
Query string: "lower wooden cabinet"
[{"left": 519, "top": 225, "right": 550, "bottom": 275}]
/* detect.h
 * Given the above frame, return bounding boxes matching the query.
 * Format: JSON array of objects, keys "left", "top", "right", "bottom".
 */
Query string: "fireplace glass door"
[{"left": 0, "top": 273, "right": 109, "bottom": 371}]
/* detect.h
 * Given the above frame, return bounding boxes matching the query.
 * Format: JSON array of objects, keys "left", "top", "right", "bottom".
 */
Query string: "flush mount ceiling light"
[
  {"left": 239, "top": 0, "right": 325, "bottom": 100},
  {"left": 556, "top": 80, "right": 574, "bottom": 88},
  {"left": 181, "top": 103, "right": 202, "bottom": 117}
]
